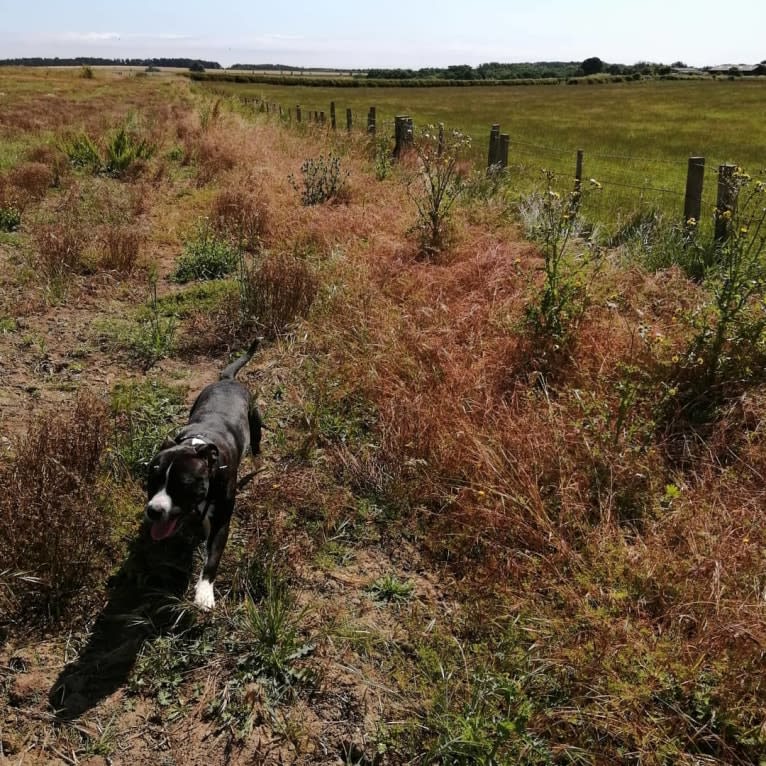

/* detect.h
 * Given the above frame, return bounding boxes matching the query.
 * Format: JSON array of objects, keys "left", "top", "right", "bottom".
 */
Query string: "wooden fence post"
[
  {"left": 715, "top": 163, "right": 737, "bottom": 242},
  {"left": 487, "top": 124, "right": 500, "bottom": 170},
  {"left": 499, "top": 134, "right": 509, "bottom": 170},
  {"left": 393, "top": 115, "right": 414, "bottom": 158},
  {"left": 320, "top": 111, "right": 325, "bottom": 126},
  {"left": 367, "top": 106, "right": 376, "bottom": 135},
  {"left": 574, "top": 149, "right": 584, "bottom": 194},
  {"left": 346, "top": 108, "right": 353, "bottom": 132},
  {"left": 683, "top": 157, "right": 705, "bottom": 225},
  {"left": 330, "top": 101, "right": 337, "bottom": 130},
  {"left": 296, "top": 105, "right": 302, "bottom": 123}
]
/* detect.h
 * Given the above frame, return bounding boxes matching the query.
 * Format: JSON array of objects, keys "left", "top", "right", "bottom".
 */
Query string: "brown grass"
[
  {"left": 0, "top": 394, "right": 113, "bottom": 623},
  {"left": 98, "top": 224, "right": 143, "bottom": 273},
  {"left": 210, "top": 185, "right": 270, "bottom": 251}
]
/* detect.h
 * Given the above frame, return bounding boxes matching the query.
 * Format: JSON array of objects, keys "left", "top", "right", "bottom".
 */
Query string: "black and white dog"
[{"left": 145, "top": 340, "right": 262, "bottom": 609}]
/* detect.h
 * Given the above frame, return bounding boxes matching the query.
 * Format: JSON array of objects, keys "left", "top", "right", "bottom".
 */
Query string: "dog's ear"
[
  {"left": 195, "top": 442, "right": 219, "bottom": 470},
  {"left": 160, "top": 435, "right": 177, "bottom": 450}
]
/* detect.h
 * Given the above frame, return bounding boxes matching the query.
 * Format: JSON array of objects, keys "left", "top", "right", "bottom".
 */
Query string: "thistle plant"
[
  {"left": 666, "top": 169, "right": 766, "bottom": 427},
  {"left": 523, "top": 170, "right": 601, "bottom": 349},
  {"left": 289, "top": 153, "right": 349, "bottom": 206},
  {"left": 408, "top": 125, "right": 471, "bottom": 256}
]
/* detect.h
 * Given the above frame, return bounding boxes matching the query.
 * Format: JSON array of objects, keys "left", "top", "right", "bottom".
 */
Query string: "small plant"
[
  {"left": 80, "top": 65, "right": 94, "bottom": 79},
  {"left": 173, "top": 220, "right": 239, "bottom": 282},
  {"left": 289, "top": 153, "right": 349, "bottom": 206},
  {"left": 103, "top": 124, "right": 155, "bottom": 177},
  {"left": 370, "top": 136, "right": 393, "bottom": 181},
  {"left": 99, "top": 225, "right": 143, "bottom": 273},
  {"left": 60, "top": 132, "right": 102, "bottom": 173},
  {"left": 130, "top": 277, "right": 178, "bottom": 365},
  {"left": 366, "top": 573, "right": 414, "bottom": 603},
  {"left": 408, "top": 126, "right": 471, "bottom": 256},
  {"left": 0, "top": 205, "right": 21, "bottom": 232},
  {"left": 239, "top": 567, "right": 314, "bottom": 690}
]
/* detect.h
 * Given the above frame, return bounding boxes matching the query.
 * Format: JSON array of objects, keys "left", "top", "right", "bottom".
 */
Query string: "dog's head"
[{"left": 144, "top": 436, "right": 219, "bottom": 541}]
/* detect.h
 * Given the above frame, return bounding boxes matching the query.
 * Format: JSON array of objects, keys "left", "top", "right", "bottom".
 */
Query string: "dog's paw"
[{"left": 194, "top": 579, "right": 216, "bottom": 610}]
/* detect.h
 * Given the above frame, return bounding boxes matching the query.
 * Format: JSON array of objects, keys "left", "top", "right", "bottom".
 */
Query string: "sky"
[{"left": 0, "top": 0, "right": 763, "bottom": 69}]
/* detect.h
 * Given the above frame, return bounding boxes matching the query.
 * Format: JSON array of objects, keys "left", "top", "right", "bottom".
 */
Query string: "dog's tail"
[{"left": 220, "top": 338, "right": 261, "bottom": 380}]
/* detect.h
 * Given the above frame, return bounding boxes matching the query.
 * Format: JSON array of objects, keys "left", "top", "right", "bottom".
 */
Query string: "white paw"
[{"left": 194, "top": 579, "right": 216, "bottom": 610}]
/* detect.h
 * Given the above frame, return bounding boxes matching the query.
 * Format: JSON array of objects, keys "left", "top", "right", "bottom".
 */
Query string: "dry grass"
[
  {"left": 210, "top": 185, "right": 270, "bottom": 251},
  {"left": 0, "top": 394, "right": 113, "bottom": 623}
]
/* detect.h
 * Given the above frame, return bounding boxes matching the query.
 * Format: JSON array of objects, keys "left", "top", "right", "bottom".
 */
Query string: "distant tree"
[
  {"left": 755, "top": 63, "right": 766, "bottom": 75},
  {"left": 189, "top": 62, "right": 205, "bottom": 73},
  {"left": 581, "top": 56, "right": 604, "bottom": 75},
  {"left": 671, "top": 60, "right": 687, "bottom": 68}
]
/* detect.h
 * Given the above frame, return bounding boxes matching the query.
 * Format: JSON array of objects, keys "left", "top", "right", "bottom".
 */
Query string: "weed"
[
  {"left": 60, "top": 133, "right": 102, "bottom": 173},
  {"left": 238, "top": 567, "right": 314, "bottom": 692},
  {"left": 366, "top": 574, "right": 414, "bottom": 603},
  {"left": 8, "top": 161, "right": 54, "bottom": 205},
  {"left": 521, "top": 171, "right": 600, "bottom": 353},
  {"left": 370, "top": 135, "right": 393, "bottom": 181},
  {"left": 130, "top": 278, "right": 178, "bottom": 365},
  {"left": 289, "top": 153, "right": 349, "bottom": 206},
  {"left": 80, "top": 65, "right": 94, "bottom": 79},
  {"left": 408, "top": 125, "right": 471, "bottom": 256},
  {"left": 103, "top": 123, "right": 155, "bottom": 178},
  {"left": 173, "top": 219, "right": 239, "bottom": 282},
  {"left": 663, "top": 170, "right": 766, "bottom": 437},
  {"left": 0, "top": 204, "right": 21, "bottom": 232}
]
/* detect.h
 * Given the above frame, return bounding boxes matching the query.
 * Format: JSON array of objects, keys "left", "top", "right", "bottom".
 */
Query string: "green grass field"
[{"left": 199, "top": 78, "right": 766, "bottom": 233}]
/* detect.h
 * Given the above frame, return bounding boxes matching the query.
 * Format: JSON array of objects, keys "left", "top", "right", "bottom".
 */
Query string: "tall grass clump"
[
  {"left": 240, "top": 251, "right": 318, "bottom": 338},
  {"left": 210, "top": 187, "right": 269, "bottom": 252},
  {"left": 0, "top": 395, "right": 113, "bottom": 622},
  {"left": 103, "top": 124, "right": 155, "bottom": 177}
]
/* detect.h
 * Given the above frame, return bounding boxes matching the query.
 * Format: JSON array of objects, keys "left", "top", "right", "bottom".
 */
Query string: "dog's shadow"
[{"left": 49, "top": 523, "right": 199, "bottom": 721}]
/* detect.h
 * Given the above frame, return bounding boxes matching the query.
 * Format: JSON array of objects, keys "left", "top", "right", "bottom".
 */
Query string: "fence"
[{"left": 242, "top": 94, "right": 746, "bottom": 239}]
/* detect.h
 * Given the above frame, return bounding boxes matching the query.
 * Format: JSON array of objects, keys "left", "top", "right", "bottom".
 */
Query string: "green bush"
[
  {"left": 289, "top": 153, "right": 349, "bottom": 206},
  {"left": 103, "top": 125, "right": 155, "bottom": 177},
  {"left": 60, "top": 133, "right": 102, "bottom": 173},
  {"left": 173, "top": 221, "right": 239, "bottom": 282},
  {"left": 0, "top": 205, "right": 21, "bottom": 232}
]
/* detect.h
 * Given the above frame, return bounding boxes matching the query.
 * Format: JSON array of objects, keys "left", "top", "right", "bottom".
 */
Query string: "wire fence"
[{"left": 234, "top": 93, "right": 751, "bottom": 240}]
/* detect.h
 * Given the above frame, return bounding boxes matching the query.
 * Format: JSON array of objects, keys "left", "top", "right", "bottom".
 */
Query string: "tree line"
[{"left": 0, "top": 57, "right": 222, "bottom": 69}]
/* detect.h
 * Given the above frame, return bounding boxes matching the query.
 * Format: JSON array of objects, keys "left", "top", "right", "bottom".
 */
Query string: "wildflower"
[
  {"left": 740, "top": 225, "right": 749, "bottom": 235},
  {"left": 686, "top": 217, "right": 697, "bottom": 227},
  {"left": 672, "top": 354, "right": 680, "bottom": 363},
  {"left": 589, "top": 178, "right": 602, "bottom": 189},
  {"left": 548, "top": 190, "right": 560, "bottom": 200}
]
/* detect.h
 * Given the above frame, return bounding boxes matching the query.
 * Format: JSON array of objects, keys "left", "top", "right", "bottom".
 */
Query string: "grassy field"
[
  {"left": 3, "top": 67, "right": 766, "bottom": 764},
  {"left": 199, "top": 78, "right": 766, "bottom": 232}
]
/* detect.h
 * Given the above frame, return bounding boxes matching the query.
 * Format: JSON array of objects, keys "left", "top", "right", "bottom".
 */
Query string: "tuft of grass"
[
  {"left": 103, "top": 124, "right": 155, "bottom": 178},
  {"left": 366, "top": 574, "right": 414, "bottom": 603},
  {"left": 210, "top": 186, "right": 269, "bottom": 252},
  {"left": 0, "top": 204, "right": 21, "bottom": 232},
  {"left": 60, "top": 132, "right": 102, "bottom": 173}
]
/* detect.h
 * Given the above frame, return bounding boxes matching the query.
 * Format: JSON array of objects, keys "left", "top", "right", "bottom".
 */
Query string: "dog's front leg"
[{"left": 194, "top": 508, "right": 231, "bottom": 610}]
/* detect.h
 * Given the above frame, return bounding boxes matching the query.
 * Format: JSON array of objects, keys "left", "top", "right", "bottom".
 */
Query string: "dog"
[{"left": 144, "top": 340, "right": 262, "bottom": 609}]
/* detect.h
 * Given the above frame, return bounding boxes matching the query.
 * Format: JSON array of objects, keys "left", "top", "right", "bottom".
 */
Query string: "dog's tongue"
[{"left": 151, "top": 517, "right": 179, "bottom": 541}]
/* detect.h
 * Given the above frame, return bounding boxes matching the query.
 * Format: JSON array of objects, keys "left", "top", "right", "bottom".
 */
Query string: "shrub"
[
  {"left": 240, "top": 251, "right": 318, "bottom": 338},
  {"left": 103, "top": 124, "right": 154, "bottom": 178},
  {"left": 33, "top": 215, "right": 90, "bottom": 280},
  {"left": 60, "top": 132, "right": 102, "bottom": 173},
  {"left": 0, "top": 205, "right": 21, "bottom": 232},
  {"left": 8, "top": 161, "right": 55, "bottom": 205},
  {"left": 173, "top": 220, "right": 239, "bottom": 282},
  {"left": 0, "top": 394, "right": 113, "bottom": 622},
  {"left": 210, "top": 187, "right": 269, "bottom": 251},
  {"left": 289, "top": 153, "right": 349, "bottom": 206}
]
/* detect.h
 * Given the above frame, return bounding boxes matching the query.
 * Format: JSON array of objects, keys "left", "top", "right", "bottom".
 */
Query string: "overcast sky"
[{"left": 0, "top": 0, "right": 763, "bottom": 68}]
